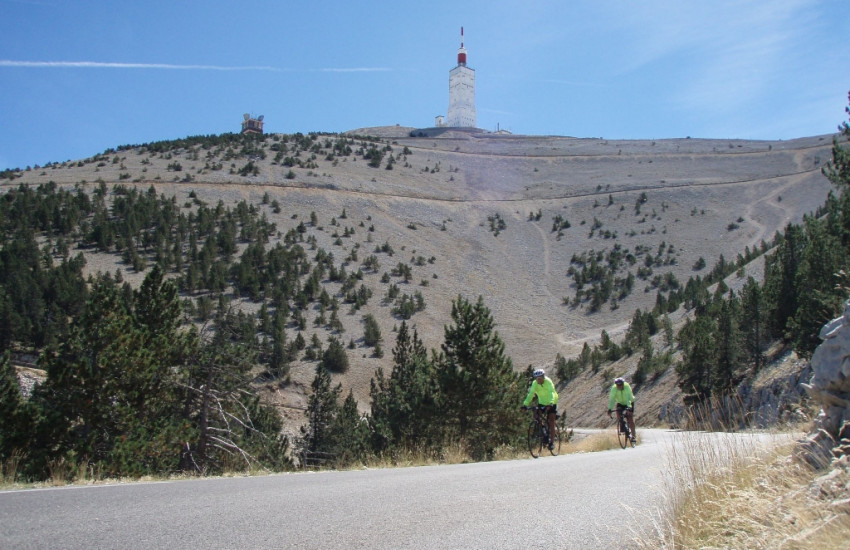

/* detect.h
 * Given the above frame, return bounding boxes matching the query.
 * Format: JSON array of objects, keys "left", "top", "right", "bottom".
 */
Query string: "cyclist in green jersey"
[
  {"left": 522, "top": 369, "right": 559, "bottom": 450},
  {"left": 607, "top": 377, "right": 636, "bottom": 443}
]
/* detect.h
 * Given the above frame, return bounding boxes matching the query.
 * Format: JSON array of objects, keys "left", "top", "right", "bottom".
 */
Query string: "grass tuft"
[{"left": 1, "top": 450, "right": 24, "bottom": 487}]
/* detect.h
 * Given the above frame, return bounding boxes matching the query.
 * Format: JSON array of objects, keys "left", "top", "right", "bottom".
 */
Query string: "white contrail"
[
  {"left": 0, "top": 60, "right": 281, "bottom": 71},
  {"left": 0, "top": 60, "right": 392, "bottom": 73},
  {"left": 316, "top": 67, "right": 391, "bottom": 73}
]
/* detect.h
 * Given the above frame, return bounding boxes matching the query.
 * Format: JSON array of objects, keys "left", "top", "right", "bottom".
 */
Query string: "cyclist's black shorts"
[
  {"left": 541, "top": 404, "right": 558, "bottom": 416},
  {"left": 615, "top": 403, "right": 634, "bottom": 415}
]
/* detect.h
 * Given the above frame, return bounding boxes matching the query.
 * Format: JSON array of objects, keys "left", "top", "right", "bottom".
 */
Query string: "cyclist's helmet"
[
  {"left": 533, "top": 369, "right": 545, "bottom": 378},
  {"left": 614, "top": 377, "right": 625, "bottom": 385}
]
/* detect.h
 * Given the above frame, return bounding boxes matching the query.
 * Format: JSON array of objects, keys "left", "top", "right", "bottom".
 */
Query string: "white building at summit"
[{"left": 445, "top": 27, "right": 476, "bottom": 128}]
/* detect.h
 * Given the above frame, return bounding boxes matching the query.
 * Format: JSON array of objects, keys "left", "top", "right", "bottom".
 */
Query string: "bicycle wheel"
[
  {"left": 626, "top": 416, "right": 636, "bottom": 448},
  {"left": 549, "top": 424, "right": 561, "bottom": 456},
  {"left": 617, "top": 419, "right": 628, "bottom": 449},
  {"left": 527, "top": 422, "right": 543, "bottom": 458}
]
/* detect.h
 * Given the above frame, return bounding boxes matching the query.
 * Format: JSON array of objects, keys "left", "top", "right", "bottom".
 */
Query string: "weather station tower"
[{"left": 446, "top": 27, "right": 476, "bottom": 128}]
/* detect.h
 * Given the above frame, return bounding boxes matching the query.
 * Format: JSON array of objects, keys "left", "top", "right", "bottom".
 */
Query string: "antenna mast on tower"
[{"left": 457, "top": 26, "right": 467, "bottom": 67}]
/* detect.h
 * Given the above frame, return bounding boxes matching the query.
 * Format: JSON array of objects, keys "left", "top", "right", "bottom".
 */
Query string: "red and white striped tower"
[
  {"left": 447, "top": 26, "right": 476, "bottom": 128},
  {"left": 457, "top": 26, "right": 467, "bottom": 66}
]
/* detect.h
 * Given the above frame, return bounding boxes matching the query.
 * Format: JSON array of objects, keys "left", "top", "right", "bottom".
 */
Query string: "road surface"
[{"left": 0, "top": 429, "right": 785, "bottom": 549}]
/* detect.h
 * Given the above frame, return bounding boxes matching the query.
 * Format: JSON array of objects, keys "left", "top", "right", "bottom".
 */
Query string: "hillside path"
[{"left": 0, "top": 430, "right": 788, "bottom": 550}]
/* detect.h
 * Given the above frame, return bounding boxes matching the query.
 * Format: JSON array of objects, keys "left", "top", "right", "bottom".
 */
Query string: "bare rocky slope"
[{"left": 5, "top": 126, "right": 840, "bottom": 438}]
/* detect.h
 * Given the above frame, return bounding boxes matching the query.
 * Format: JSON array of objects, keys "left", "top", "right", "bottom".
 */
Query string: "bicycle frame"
[
  {"left": 526, "top": 405, "right": 561, "bottom": 458},
  {"left": 614, "top": 406, "right": 635, "bottom": 449}
]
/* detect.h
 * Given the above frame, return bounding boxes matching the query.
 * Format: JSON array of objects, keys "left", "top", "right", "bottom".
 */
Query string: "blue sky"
[{"left": 1, "top": 0, "right": 848, "bottom": 170}]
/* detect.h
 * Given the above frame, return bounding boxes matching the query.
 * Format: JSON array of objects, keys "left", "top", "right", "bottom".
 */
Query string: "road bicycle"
[
  {"left": 525, "top": 405, "right": 562, "bottom": 458},
  {"left": 613, "top": 406, "right": 636, "bottom": 449}
]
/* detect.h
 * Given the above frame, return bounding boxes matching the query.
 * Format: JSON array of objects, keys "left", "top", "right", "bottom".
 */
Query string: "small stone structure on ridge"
[{"left": 241, "top": 114, "right": 264, "bottom": 135}]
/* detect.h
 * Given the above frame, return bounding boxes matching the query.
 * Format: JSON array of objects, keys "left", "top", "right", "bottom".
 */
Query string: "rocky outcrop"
[
  {"left": 739, "top": 353, "right": 812, "bottom": 428},
  {"left": 799, "top": 300, "right": 850, "bottom": 467},
  {"left": 656, "top": 350, "right": 812, "bottom": 430}
]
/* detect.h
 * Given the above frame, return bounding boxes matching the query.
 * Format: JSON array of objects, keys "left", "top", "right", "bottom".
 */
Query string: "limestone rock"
[
  {"left": 800, "top": 299, "right": 850, "bottom": 465},
  {"left": 810, "top": 301, "right": 850, "bottom": 394}
]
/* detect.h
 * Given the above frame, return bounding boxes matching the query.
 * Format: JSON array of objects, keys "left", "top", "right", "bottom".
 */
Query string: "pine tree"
[
  {"left": 0, "top": 351, "right": 33, "bottom": 470},
  {"left": 434, "top": 295, "right": 524, "bottom": 460},
  {"left": 712, "top": 296, "right": 742, "bottom": 395},
  {"left": 328, "top": 390, "right": 369, "bottom": 466},
  {"left": 823, "top": 91, "right": 850, "bottom": 191},
  {"left": 321, "top": 336, "right": 349, "bottom": 373},
  {"left": 787, "top": 216, "right": 847, "bottom": 357},
  {"left": 180, "top": 304, "right": 288, "bottom": 474},
  {"left": 369, "top": 321, "right": 437, "bottom": 451},
  {"left": 300, "top": 364, "right": 342, "bottom": 467},
  {"left": 37, "top": 273, "right": 191, "bottom": 477},
  {"left": 270, "top": 306, "right": 291, "bottom": 377},
  {"left": 740, "top": 277, "right": 766, "bottom": 372},
  {"left": 368, "top": 366, "right": 394, "bottom": 452},
  {"left": 362, "top": 313, "right": 382, "bottom": 347},
  {"left": 675, "top": 314, "right": 715, "bottom": 406},
  {"left": 763, "top": 223, "right": 806, "bottom": 339}
]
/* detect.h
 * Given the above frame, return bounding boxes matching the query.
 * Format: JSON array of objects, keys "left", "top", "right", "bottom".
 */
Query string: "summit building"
[{"left": 444, "top": 27, "right": 476, "bottom": 128}]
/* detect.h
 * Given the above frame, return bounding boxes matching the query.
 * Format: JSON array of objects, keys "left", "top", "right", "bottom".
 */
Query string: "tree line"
[
  {"left": 1, "top": 265, "right": 290, "bottom": 479},
  {"left": 298, "top": 296, "right": 527, "bottom": 467},
  {"left": 1, "top": 285, "right": 525, "bottom": 478}
]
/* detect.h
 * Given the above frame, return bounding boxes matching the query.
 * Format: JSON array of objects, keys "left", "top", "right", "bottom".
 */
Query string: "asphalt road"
[{"left": 0, "top": 429, "right": 784, "bottom": 550}]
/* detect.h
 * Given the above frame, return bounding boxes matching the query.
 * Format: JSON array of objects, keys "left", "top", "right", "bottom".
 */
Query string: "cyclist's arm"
[
  {"left": 607, "top": 386, "right": 617, "bottom": 411},
  {"left": 549, "top": 379, "right": 559, "bottom": 405},
  {"left": 522, "top": 382, "right": 538, "bottom": 408}
]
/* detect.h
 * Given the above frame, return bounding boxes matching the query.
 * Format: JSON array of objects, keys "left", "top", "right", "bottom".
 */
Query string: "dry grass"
[
  {"left": 634, "top": 432, "right": 850, "bottom": 549},
  {"left": 355, "top": 442, "right": 475, "bottom": 469},
  {"left": 0, "top": 430, "right": 630, "bottom": 488},
  {"left": 339, "top": 430, "right": 630, "bottom": 469},
  {"left": 0, "top": 450, "right": 24, "bottom": 487},
  {"left": 564, "top": 429, "right": 638, "bottom": 453}
]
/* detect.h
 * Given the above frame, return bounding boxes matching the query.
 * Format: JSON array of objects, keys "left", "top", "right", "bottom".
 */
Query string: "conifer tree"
[
  {"left": 36, "top": 273, "right": 191, "bottom": 476},
  {"left": 328, "top": 390, "right": 369, "bottom": 465},
  {"left": 0, "top": 351, "right": 33, "bottom": 470},
  {"left": 787, "top": 215, "right": 847, "bottom": 357},
  {"left": 369, "top": 321, "right": 437, "bottom": 451},
  {"left": 300, "top": 364, "right": 341, "bottom": 466},
  {"left": 763, "top": 223, "right": 806, "bottom": 339},
  {"left": 434, "top": 295, "right": 524, "bottom": 460},
  {"left": 368, "top": 366, "right": 394, "bottom": 452},
  {"left": 712, "top": 295, "right": 742, "bottom": 395},
  {"left": 320, "top": 335, "right": 348, "bottom": 373},
  {"left": 740, "top": 277, "right": 766, "bottom": 372},
  {"left": 180, "top": 304, "right": 289, "bottom": 473},
  {"left": 362, "top": 313, "right": 382, "bottom": 347},
  {"left": 823, "top": 91, "right": 850, "bottom": 191},
  {"left": 675, "top": 314, "right": 715, "bottom": 405}
]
